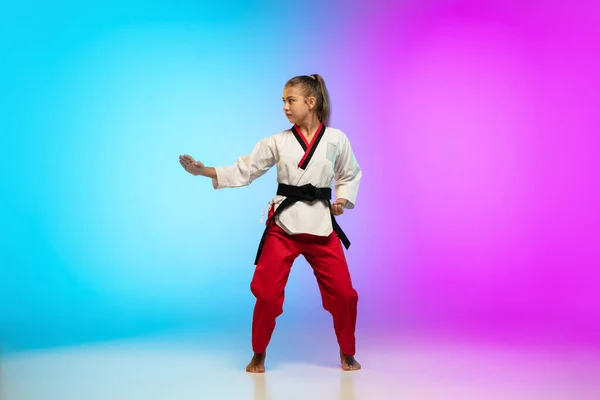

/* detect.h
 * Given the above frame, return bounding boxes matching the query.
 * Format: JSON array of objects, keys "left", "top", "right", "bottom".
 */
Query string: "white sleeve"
[
  {"left": 334, "top": 134, "right": 362, "bottom": 209},
  {"left": 214, "top": 136, "right": 278, "bottom": 189}
]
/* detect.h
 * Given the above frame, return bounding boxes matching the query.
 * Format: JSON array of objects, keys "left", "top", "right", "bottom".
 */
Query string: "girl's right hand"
[{"left": 179, "top": 154, "right": 206, "bottom": 176}]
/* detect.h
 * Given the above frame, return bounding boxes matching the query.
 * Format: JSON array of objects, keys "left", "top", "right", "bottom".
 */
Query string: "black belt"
[{"left": 254, "top": 183, "right": 351, "bottom": 265}]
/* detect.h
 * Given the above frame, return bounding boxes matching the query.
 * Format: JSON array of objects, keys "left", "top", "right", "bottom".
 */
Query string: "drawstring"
[{"left": 259, "top": 199, "right": 275, "bottom": 224}]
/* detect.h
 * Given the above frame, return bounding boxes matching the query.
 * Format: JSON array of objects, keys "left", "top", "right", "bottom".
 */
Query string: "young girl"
[{"left": 179, "top": 74, "right": 362, "bottom": 373}]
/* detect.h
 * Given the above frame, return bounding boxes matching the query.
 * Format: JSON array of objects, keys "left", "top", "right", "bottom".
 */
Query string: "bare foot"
[
  {"left": 246, "top": 352, "right": 266, "bottom": 373},
  {"left": 340, "top": 350, "right": 361, "bottom": 371}
]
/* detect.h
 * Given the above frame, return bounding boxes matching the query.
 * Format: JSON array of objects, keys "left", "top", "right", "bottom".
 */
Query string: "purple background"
[{"left": 1, "top": 0, "right": 598, "bottom": 351}]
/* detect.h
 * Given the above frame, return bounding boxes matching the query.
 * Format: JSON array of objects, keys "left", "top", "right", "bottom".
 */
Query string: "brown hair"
[{"left": 285, "top": 74, "right": 331, "bottom": 126}]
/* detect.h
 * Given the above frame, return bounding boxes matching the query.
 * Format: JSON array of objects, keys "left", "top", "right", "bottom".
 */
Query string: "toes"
[
  {"left": 341, "top": 359, "right": 361, "bottom": 371},
  {"left": 246, "top": 363, "right": 265, "bottom": 373}
]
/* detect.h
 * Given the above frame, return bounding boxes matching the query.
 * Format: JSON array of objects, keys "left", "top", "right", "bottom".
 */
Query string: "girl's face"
[{"left": 282, "top": 85, "right": 315, "bottom": 125}]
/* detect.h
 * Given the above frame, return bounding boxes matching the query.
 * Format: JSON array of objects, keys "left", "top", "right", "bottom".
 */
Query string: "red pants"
[{"left": 250, "top": 220, "right": 358, "bottom": 356}]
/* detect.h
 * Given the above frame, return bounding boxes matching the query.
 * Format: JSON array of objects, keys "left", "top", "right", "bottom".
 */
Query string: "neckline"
[{"left": 293, "top": 123, "right": 323, "bottom": 147}]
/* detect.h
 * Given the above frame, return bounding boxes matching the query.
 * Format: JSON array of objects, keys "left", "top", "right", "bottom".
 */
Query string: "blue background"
[{"left": 2, "top": 0, "right": 599, "bottom": 353}]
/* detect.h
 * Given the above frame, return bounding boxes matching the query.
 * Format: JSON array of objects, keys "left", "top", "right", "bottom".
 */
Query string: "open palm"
[{"left": 179, "top": 154, "right": 205, "bottom": 176}]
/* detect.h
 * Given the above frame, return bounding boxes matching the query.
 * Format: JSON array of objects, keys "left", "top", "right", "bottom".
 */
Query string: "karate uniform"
[{"left": 214, "top": 123, "right": 362, "bottom": 356}]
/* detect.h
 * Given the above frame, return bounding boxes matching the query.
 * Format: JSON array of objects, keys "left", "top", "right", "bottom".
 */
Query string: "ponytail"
[{"left": 311, "top": 74, "right": 331, "bottom": 126}]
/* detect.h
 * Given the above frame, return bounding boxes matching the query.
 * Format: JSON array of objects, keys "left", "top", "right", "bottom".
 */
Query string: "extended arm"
[{"left": 179, "top": 135, "right": 278, "bottom": 189}]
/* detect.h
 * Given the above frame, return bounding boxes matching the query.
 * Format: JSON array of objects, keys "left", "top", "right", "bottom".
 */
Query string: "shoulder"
[
  {"left": 264, "top": 128, "right": 298, "bottom": 145},
  {"left": 254, "top": 129, "right": 292, "bottom": 153},
  {"left": 325, "top": 126, "right": 347, "bottom": 137},
  {"left": 259, "top": 129, "right": 289, "bottom": 143},
  {"left": 324, "top": 126, "right": 350, "bottom": 144},
  {"left": 269, "top": 128, "right": 294, "bottom": 139}
]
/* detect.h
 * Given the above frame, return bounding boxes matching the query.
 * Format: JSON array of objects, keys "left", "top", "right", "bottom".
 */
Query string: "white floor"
[{"left": 1, "top": 332, "right": 599, "bottom": 400}]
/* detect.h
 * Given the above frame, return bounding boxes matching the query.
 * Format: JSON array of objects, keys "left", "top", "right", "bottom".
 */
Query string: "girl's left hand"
[{"left": 331, "top": 199, "right": 347, "bottom": 216}]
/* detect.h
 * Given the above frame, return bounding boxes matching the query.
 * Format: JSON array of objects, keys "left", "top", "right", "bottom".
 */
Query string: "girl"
[{"left": 179, "top": 74, "right": 362, "bottom": 373}]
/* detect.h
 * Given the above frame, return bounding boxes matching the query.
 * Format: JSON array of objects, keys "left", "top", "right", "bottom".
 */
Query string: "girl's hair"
[{"left": 285, "top": 74, "right": 331, "bottom": 126}]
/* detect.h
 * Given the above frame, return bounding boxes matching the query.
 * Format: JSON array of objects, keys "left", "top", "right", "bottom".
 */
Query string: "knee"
[
  {"left": 345, "top": 289, "right": 359, "bottom": 303},
  {"left": 333, "top": 288, "right": 358, "bottom": 304},
  {"left": 251, "top": 282, "right": 283, "bottom": 309}
]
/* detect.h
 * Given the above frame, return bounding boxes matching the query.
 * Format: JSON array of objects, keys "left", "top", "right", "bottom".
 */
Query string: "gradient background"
[{"left": 1, "top": 0, "right": 598, "bottom": 354}]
